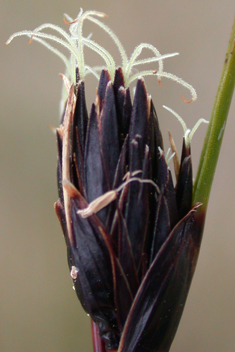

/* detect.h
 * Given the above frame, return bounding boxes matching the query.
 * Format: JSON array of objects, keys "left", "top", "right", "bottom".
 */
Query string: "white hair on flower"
[
  {"left": 157, "top": 147, "right": 175, "bottom": 168},
  {"left": 6, "top": 8, "right": 197, "bottom": 102},
  {"left": 165, "top": 148, "right": 176, "bottom": 167},
  {"left": 163, "top": 105, "right": 209, "bottom": 147}
]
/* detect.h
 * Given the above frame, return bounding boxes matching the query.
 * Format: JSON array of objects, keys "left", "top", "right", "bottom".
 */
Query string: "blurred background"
[{"left": 1, "top": 1, "right": 235, "bottom": 351}]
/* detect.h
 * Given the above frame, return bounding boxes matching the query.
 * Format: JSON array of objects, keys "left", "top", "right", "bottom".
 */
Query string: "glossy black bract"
[{"left": 55, "top": 68, "right": 202, "bottom": 352}]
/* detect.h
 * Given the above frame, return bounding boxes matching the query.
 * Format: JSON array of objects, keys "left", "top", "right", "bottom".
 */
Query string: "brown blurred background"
[{"left": 1, "top": 1, "right": 235, "bottom": 351}]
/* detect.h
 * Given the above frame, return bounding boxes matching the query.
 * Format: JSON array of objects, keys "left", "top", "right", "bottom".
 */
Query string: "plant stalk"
[{"left": 193, "top": 18, "right": 235, "bottom": 211}]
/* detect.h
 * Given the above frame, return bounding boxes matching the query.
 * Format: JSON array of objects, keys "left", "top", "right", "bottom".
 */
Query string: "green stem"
[{"left": 193, "top": 18, "right": 235, "bottom": 211}]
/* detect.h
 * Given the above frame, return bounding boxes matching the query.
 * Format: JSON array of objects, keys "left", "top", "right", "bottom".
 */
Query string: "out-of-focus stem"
[{"left": 193, "top": 18, "right": 235, "bottom": 211}]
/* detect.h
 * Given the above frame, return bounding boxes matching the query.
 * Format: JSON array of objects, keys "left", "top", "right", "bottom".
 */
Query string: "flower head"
[{"left": 7, "top": 9, "right": 208, "bottom": 352}]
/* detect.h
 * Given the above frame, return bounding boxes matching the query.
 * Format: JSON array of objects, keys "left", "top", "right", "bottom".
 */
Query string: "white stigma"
[
  {"left": 163, "top": 105, "right": 209, "bottom": 147},
  {"left": 6, "top": 8, "right": 197, "bottom": 102}
]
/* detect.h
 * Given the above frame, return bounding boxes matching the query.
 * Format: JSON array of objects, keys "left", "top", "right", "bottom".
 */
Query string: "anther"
[{"left": 181, "top": 95, "right": 193, "bottom": 104}]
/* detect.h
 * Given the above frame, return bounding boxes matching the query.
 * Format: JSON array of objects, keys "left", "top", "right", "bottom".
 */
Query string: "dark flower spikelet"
[
  {"left": 7, "top": 10, "right": 207, "bottom": 352},
  {"left": 55, "top": 67, "right": 202, "bottom": 351}
]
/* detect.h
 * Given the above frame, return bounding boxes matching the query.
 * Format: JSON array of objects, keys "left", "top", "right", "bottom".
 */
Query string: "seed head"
[{"left": 6, "top": 9, "right": 208, "bottom": 352}]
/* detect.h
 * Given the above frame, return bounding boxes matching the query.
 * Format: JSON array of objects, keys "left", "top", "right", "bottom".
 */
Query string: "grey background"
[{"left": 1, "top": 1, "right": 235, "bottom": 351}]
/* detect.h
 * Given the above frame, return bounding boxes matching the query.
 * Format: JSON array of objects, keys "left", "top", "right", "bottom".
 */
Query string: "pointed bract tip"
[{"left": 62, "top": 179, "right": 80, "bottom": 198}]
